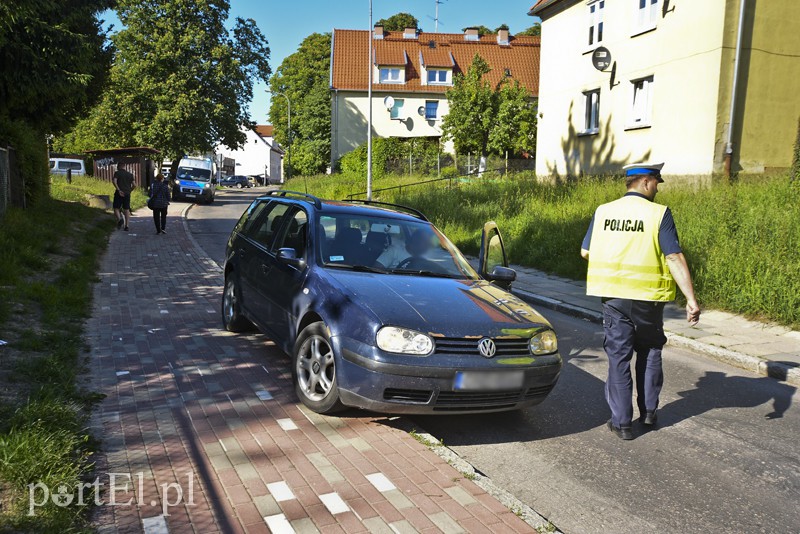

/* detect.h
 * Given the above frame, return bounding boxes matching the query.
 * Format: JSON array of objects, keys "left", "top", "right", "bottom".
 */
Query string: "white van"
[
  {"left": 172, "top": 157, "right": 217, "bottom": 203},
  {"left": 49, "top": 158, "right": 86, "bottom": 176}
]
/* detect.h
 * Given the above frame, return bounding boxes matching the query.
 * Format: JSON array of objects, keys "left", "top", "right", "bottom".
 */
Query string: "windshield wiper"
[
  {"left": 325, "top": 263, "right": 387, "bottom": 274},
  {"left": 389, "top": 269, "right": 462, "bottom": 279}
]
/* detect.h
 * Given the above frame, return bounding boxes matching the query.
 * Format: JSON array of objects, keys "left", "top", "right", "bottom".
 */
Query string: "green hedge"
[{"left": 0, "top": 118, "right": 49, "bottom": 206}]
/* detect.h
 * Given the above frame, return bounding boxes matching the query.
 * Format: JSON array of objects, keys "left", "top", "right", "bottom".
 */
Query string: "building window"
[
  {"left": 378, "top": 67, "right": 403, "bottom": 84},
  {"left": 427, "top": 69, "right": 449, "bottom": 85},
  {"left": 635, "top": 0, "right": 659, "bottom": 32},
  {"left": 588, "top": 0, "right": 604, "bottom": 47},
  {"left": 630, "top": 76, "right": 654, "bottom": 127},
  {"left": 425, "top": 100, "right": 439, "bottom": 120},
  {"left": 582, "top": 90, "right": 600, "bottom": 134},
  {"left": 390, "top": 99, "right": 405, "bottom": 119}
]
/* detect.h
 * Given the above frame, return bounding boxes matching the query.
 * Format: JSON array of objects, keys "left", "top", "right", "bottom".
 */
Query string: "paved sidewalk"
[
  {"left": 87, "top": 204, "right": 538, "bottom": 533},
  {"left": 508, "top": 265, "right": 800, "bottom": 386}
]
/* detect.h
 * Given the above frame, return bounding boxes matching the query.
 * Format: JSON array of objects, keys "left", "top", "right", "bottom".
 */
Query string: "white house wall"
[
  {"left": 535, "top": 0, "right": 727, "bottom": 177},
  {"left": 218, "top": 128, "right": 282, "bottom": 181},
  {"left": 331, "top": 91, "right": 451, "bottom": 163}
]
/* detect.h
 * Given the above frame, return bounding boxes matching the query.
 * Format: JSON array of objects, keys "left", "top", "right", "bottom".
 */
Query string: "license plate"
[
  {"left": 453, "top": 371, "right": 524, "bottom": 391},
  {"left": 185, "top": 194, "right": 197, "bottom": 198}
]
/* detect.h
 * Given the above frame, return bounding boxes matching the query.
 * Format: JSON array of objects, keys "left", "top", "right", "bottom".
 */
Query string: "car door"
[
  {"left": 237, "top": 201, "right": 292, "bottom": 332},
  {"left": 261, "top": 207, "right": 309, "bottom": 343},
  {"left": 478, "top": 221, "right": 513, "bottom": 290}
]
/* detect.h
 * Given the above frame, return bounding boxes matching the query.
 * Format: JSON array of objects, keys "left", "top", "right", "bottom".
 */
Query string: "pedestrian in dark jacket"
[{"left": 150, "top": 173, "right": 171, "bottom": 234}]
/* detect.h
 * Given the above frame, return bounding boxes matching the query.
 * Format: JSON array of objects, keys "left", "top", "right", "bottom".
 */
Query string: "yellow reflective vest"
[{"left": 586, "top": 195, "right": 676, "bottom": 302}]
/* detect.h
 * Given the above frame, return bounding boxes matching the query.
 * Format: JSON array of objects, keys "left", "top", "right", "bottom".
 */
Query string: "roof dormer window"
[
  {"left": 426, "top": 69, "right": 451, "bottom": 85},
  {"left": 378, "top": 67, "right": 404, "bottom": 84}
]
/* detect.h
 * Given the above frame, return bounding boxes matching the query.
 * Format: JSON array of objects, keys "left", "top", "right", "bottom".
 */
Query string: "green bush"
[{"left": 792, "top": 116, "right": 800, "bottom": 183}]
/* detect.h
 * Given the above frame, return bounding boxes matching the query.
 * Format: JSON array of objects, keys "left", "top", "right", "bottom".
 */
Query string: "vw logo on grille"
[{"left": 478, "top": 338, "right": 496, "bottom": 358}]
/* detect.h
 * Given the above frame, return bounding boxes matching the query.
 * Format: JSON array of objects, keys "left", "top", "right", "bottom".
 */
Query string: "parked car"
[
  {"left": 49, "top": 158, "right": 86, "bottom": 176},
  {"left": 172, "top": 157, "right": 216, "bottom": 203},
  {"left": 221, "top": 175, "right": 252, "bottom": 188},
  {"left": 222, "top": 191, "right": 562, "bottom": 415}
]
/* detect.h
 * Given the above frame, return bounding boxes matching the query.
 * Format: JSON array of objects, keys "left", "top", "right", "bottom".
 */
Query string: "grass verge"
[
  {"left": 0, "top": 176, "right": 127, "bottom": 531},
  {"left": 292, "top": 171, "right": 800, "bottom": 328}
]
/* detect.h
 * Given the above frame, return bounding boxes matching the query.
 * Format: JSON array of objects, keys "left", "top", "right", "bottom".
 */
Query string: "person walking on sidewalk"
[
  {"left": 149, "top": 173, "right": 171, "bottom": 234},
  {"left": 580, "top": 162, "right": 701, "bottom": 440},
  {"left": 112, "top": 164, "right": 136, "bottom": 231}
]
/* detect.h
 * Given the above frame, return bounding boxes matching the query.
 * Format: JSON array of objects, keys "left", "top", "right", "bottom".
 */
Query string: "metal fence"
[{"left": 0, "top": 147, "right": 9, "bottom": 221}]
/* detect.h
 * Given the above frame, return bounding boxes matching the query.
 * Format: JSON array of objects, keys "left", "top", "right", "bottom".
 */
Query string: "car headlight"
[
  {"left": 204, "top": 183, "right": 211, "bottom": 188},
  {"left": 530, "top": 330, "right": 558, "bottom": 355},
  {"left": 376, "top": 327, "right": 433, "bottom": 355}
]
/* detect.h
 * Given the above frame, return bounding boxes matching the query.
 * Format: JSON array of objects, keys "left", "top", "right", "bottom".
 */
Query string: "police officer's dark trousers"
[{"left": 602, "top": 298, "right": 668, "bottom": 428}]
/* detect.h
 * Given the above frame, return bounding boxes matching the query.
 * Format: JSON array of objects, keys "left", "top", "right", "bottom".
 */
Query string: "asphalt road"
[{"left": 187, "top": 190, "right": 800, "bottom": 534}]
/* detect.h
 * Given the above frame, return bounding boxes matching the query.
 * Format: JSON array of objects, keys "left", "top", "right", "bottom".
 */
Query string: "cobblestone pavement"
[{"left": 87, "top": 204, "right": 535, "bottom": 533}]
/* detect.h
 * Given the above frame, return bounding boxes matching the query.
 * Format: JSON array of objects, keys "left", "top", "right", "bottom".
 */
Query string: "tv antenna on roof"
[{"left": 428, "top": 0, "right": 447, "bottom": 33}]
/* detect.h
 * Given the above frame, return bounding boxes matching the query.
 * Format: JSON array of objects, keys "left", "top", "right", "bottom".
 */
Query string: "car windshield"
[
  {"left": 176, "top": 166, "right": 211, "bottom": 182},
  {"left": 318, "top": 213, "right": 479, "bottom": 280}
]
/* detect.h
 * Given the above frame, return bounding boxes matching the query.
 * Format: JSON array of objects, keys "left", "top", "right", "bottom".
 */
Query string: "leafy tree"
[
  {"left": 495, "top": 24, "right": 510, "bottom": 32},
  {"left": 269, "top": 33, "right": 331, "bottom": 176},
  {"left": 442, "top": 54, "right": 537, "bottom": 160},
  {"left": 55, "top": 0, "right": 271, "bottom": 168},
  {"left": 462, "top": 25, "right": 493, "bottom": 36},
  {"left": 0, "top": 0, "right": 112, "bottom": 134},
  {"left": 376, "top": 13, "right": 420, "bottom": 31},
  {"left": 518, "top": 23, "right": 542, "bottom": 36}
]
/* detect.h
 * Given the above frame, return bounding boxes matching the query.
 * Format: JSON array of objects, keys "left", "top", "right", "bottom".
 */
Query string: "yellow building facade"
[{"left": 531, "top": 0, "right": 800, "bottom": 177}]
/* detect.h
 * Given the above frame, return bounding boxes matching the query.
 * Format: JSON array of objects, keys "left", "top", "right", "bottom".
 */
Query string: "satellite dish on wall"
[
  {"left": 417, "top": 106, "right": 426, "bottom": 117},
  {"left": 383, "top": 96, "right": 395, "bottom": 110},
  {"left": 592, "top": 46, "right": 612, "bottom": 72}
]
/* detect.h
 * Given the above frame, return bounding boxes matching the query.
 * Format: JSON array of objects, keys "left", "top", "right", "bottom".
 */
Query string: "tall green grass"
[
  {"left": 0, "top": 180, "right": 115, "bottom": 531},
  {"left": 295, "top": 172, "right": 800, "bottom": 327},
  {"left": 49, "top": 174, "right": 148, "bottom": 210}
]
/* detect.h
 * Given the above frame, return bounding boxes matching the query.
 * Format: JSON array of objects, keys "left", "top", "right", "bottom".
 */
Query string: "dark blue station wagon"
[{"left": 223, "top": 191, "right": 562, "bottom": 414}]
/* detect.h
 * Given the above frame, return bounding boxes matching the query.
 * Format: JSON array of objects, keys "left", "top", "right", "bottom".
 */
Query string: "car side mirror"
[
  {"left": 487, "top": 265, "right": 516, "bottom": 283},
  {"left": 276, "top": 247, "right": 306, "bottom": 269}
]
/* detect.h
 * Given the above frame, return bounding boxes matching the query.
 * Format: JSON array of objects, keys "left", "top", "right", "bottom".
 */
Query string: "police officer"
[{"left": 580, "top": 163, "right": 700, "bottom": 440}]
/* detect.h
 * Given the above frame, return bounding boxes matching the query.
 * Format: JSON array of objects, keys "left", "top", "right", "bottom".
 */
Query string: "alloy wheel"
[{"left": 296, "top": 336, "right": 335, "bottom": 402}]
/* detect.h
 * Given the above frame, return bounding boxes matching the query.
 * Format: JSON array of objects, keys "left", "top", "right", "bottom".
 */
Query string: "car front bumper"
[{"left": 333, "top": 336, "right": 562, "bottom": 414}]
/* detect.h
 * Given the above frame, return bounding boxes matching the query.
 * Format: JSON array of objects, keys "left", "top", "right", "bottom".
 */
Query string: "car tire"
[
  {"left": 222, "top": 275, "right": 253, "bottom": 332},
  {"left": 237, "top": 182, "right": 243, "bottom": 189},
  {"left": 293, "top": 322, "right": 344, "bottom": 414}
]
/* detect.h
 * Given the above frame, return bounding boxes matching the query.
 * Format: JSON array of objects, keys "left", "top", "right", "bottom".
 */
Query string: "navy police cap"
[{"left": 623, "top": 162, "right": 664, "bottom": 182}]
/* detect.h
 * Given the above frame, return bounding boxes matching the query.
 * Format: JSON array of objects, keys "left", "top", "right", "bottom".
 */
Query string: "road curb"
[
  {"left": 512, "top": 289, "right": 800, "bottom": 387},
  {"left": 180, "top": 202, "right": 223, "bottom": 274}
]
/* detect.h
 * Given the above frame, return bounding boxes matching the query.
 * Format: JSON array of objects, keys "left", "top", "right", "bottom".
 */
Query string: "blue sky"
[{"left": 103, "top": 0, "right": 539, "bottom": 124}]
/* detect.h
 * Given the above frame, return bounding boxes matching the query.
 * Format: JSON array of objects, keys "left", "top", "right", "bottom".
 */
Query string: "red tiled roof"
[
  {"left": 254, "top": 125, "right": 273, "bottom": 138},
  {"left": 375, "top": 48, "right": 407, "bottom": 66},
  {"left": 331, "top": 29, "right": 540, "bottom": 96}
]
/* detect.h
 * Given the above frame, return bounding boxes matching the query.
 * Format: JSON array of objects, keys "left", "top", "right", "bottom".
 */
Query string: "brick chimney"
[
  {"left": 497, "top": 29, "right": 510, "bottom": 45},
  {"left": 403, "top": 27, "right": 418, "bottom": 39},
  {"left": 464, "top": 27, "right": 479, "bottom": 41},
  {"left": 373, "top": 24, "right": 384, "bottom": 39}
]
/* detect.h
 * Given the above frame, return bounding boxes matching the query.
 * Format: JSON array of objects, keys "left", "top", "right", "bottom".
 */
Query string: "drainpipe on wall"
[{"left": 725, "top": 0, "right": 747, "bottom": 177}]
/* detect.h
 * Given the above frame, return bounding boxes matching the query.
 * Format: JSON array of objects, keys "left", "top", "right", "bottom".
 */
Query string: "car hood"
[{"left": 325, "top": 270, "right": 552, "bottom": 337}]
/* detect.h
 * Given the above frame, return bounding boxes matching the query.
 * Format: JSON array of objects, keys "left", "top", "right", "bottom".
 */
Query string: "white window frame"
[
  {"left": 424, "top": 100, "right": 439, "bottom": 120},
  {"left": 588, "top": 0, "right": 605, "bottom": 47},
  {"left": 628, "top": 76, "right": 654, "bottom": 128},
  {"left": 581, "top": 89, "right": 600, "bottom": 135},
  {"left": 378, "top": 67, "right": 404, "bottom": 84},
  {"left": 390, "top": 98, "right": 405, "bottom": 120},
  {"left": 633, "top": 0, "right": 659, "bottom": 35},
  {"left": 426, "top": 69, "right": 450, "bottom": 85}
]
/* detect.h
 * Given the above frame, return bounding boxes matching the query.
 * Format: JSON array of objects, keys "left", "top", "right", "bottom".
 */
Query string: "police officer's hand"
[{"left": 686, "top": 300, "right": 700, "bottom": 326}]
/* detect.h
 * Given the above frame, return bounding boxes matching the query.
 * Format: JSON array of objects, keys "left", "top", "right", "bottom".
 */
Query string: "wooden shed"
[{"left": 87, "top": 147, "right": 160, "bottom": 190}]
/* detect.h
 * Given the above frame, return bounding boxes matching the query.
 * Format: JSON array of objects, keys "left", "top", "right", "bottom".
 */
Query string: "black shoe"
[
  {"left": 124, "top": 226, "right": 129, "bottom": 231},
  {"left": 117, "top": 219, "right": 123, "bottom": 229},
  {"left": 607, "top": 419, "right": 634, "bottom": 440},
  {"left": 160, "top": 228, "right": 166, "bottom": 234},
  {"left": 639, "top": 411, "right": 658, "bottom": 426},
  {"left": 156, "top": 230, "right": 162, "bottom": 235}
]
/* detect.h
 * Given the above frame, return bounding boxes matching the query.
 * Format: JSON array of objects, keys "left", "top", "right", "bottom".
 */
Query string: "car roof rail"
[
  {"left": 265, "top": 190, "right": 322, "bottom": 208},
  {"left": 343, "top": 199, "right": 429, "bottom": 221}
]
